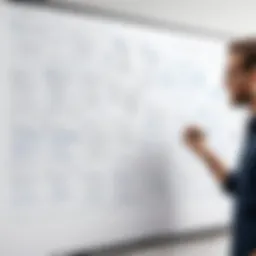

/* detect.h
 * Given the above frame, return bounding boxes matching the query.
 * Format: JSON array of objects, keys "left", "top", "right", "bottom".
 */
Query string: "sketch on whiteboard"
[
  {"left": 10, "top": 174, "right": 38, "bottom": 207},
  {"left": 45, "top": 67, "right": 67, "bottom": 113},
  {"left": 49, "top": 129, "right": 78, "bottom": 163},
  {"left": 105, "top": 37, "right": 131, "bottom": 73},
  {"left": 11, "top": 126, "right": 41, "bottom": 166}
]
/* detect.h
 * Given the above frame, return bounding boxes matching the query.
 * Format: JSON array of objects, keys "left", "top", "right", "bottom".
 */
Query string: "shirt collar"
[{"left": 248, "top": 116, "right": 256, "bottom": 134}]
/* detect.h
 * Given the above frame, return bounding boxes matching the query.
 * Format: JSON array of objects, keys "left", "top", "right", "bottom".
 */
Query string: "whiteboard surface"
[{"left": 2, "top": 3, "right": 244, "bottom": 256}]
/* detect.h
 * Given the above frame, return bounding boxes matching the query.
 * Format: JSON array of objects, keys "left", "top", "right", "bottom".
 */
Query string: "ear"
[{"left": 250, "top": 67, "right": 256, "bottom": 84}]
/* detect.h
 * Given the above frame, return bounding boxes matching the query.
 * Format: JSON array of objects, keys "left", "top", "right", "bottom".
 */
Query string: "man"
[{"left": 184, "top": 38, "right": 256, "bottom": 256}]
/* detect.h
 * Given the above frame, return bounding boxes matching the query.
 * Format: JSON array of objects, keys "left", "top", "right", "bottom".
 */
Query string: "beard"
[{"left": 232, "top": 91, "right": 252, "bottom": 106}]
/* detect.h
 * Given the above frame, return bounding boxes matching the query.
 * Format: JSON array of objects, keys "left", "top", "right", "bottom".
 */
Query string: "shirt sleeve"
[{"left": 222, "top": 172, "right": 239, "bottom": 195}]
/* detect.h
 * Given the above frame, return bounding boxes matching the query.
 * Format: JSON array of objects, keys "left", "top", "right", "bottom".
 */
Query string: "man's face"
[{"left": 225, "top": 52, "right": 251, "bottom": 106}]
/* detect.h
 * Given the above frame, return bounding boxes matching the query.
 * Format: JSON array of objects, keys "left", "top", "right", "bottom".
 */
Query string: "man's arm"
[
  {"left": 196, "top": 145, "right": 229, "bottom": 182},
  {"left": 184, "top": 125, "right": 238, "bottom": 194}
]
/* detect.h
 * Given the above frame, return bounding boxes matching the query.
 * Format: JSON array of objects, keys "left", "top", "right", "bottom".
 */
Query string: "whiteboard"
[{"left": 2, "top": 3, "right": 244, "bottom": 256}]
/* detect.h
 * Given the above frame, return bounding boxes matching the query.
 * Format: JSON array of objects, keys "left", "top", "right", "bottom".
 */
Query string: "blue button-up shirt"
[{"left": 224, "top": 117, "right": 256, "bottom": 256}]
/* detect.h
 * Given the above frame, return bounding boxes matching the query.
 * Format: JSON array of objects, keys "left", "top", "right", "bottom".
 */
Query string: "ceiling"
[{"left": 54, "top": 0, "right": 256, "bottom": 37}]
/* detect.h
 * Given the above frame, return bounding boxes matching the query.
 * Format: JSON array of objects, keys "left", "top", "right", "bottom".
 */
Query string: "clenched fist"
[{"left": 183, "top": 125, "right": 206, "bottom": 154}]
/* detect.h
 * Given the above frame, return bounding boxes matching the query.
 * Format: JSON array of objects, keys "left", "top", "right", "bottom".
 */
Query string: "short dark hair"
[{"left": 229, "top": 38, "right": 256, "bottom": 71}]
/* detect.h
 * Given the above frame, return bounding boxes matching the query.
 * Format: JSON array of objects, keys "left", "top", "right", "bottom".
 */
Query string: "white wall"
[{"left": 65, "top": 0, "right": 256, "bottom": 36}]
